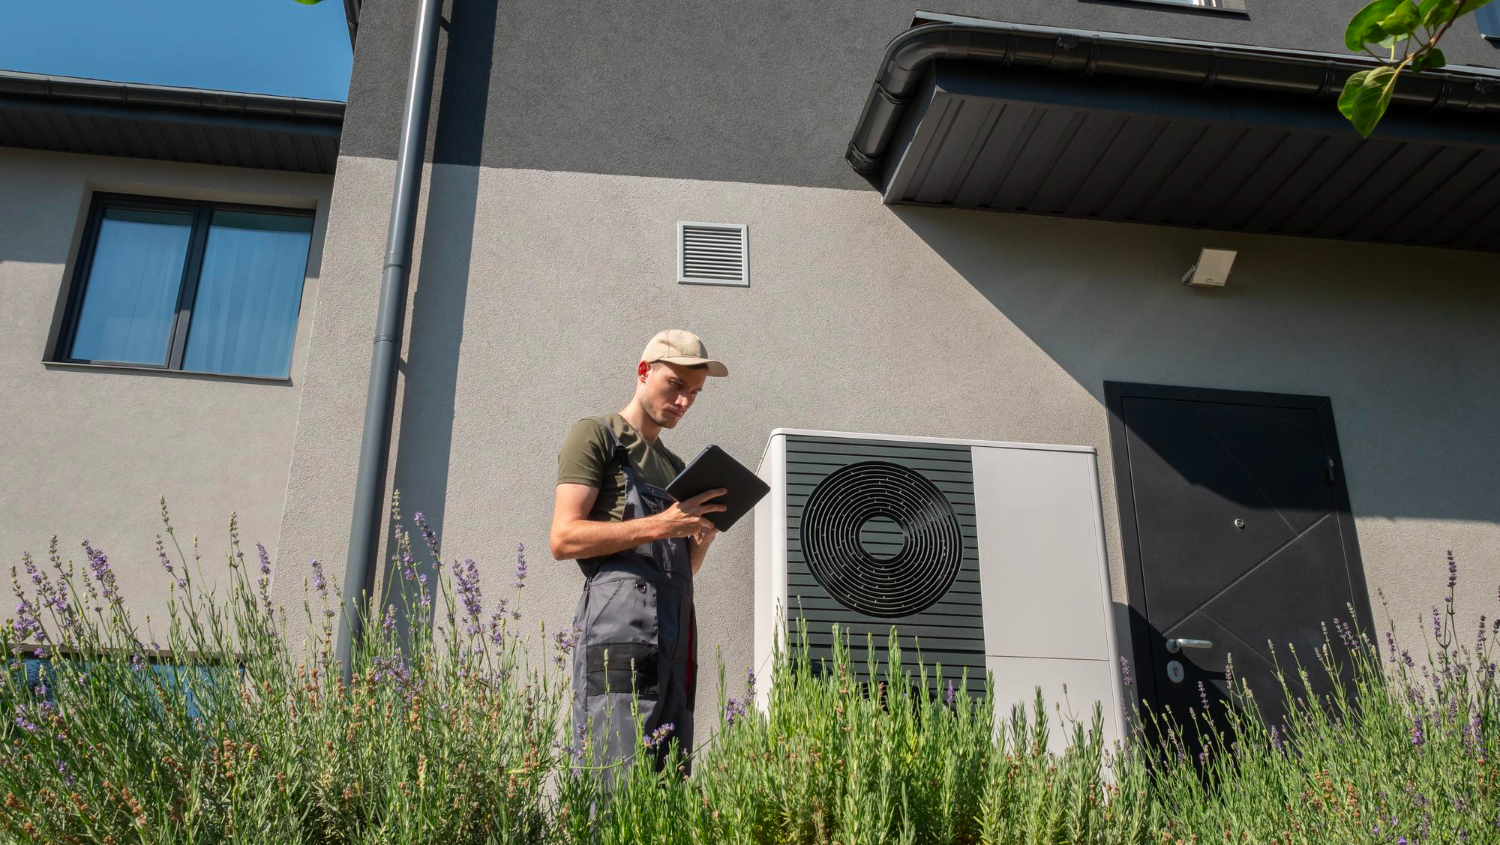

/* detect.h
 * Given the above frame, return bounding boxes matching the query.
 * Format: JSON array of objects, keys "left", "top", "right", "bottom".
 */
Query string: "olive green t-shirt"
[{"left": 556, "top": 414, "right": 686, "bottom": 523}]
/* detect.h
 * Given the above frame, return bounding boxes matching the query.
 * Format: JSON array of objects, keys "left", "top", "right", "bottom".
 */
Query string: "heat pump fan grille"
[{"left": 800, "top": 461, "right": 965, "bottom": 618}]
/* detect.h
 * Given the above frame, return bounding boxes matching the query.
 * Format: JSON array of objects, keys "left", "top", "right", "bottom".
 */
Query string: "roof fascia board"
[{"left": 849, "top": 14, "right": 1500, "bottom": 173}]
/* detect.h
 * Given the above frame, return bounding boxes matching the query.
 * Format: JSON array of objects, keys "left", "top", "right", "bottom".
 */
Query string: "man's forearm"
[{"left": 552, "top": 515, "right": 663, "bottom": 561}]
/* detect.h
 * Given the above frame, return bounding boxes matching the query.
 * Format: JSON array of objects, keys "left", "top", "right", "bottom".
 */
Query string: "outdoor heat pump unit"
[{"left": 754, "top": 429, "right": 1126, "bottom": 751}]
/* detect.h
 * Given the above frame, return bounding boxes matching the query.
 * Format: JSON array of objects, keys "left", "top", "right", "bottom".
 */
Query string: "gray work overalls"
[{"left": 571, "top": 422, "right": 697, "bottom": 779}]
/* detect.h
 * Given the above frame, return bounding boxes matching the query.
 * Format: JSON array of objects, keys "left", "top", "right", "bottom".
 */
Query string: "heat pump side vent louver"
[{"left": 678, "top": 222, "right": 748, "bottom": 286}]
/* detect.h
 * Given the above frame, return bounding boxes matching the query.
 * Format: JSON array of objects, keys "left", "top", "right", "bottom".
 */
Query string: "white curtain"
[
  {"left": 182, "top": 211, "right": 312, "bottom": 378},
  {"left": 70, "top": 209, "right": 193, "bottom": 365}
]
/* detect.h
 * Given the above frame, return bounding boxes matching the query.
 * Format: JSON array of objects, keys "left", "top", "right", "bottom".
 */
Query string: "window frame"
[
  {"left": 1091, "top": 0, "right": 1248, "bottom": 14},
  {"left": 55, "top": 192, "right": 315, "bottom": 380}
]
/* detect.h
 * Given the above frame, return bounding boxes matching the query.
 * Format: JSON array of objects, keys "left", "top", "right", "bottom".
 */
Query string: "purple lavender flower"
[
  {"left": 55, "top": 759, "right": 72, "bottom": 786},
  {"left": 14, "top": 715, "right": 37, "bottom": 733},
  {"left": 310, "top": 559, "right": 328, "bottom": 596},
  {"left": 489, "top": 603, "right": 509, "bottom": 646},
  {"left": 643, "top": 722, "right": 675, "bottom": 750},
  {"left": 157, "top": 537, "right": 185, "bottom": 589},
  {"left": 1198, "top": 680, "right": 1211, "bottom": 713},
  {"left": 11, "top": 598, "right": 42, "bottom": 642},
  {"left": 413, "top": 512, "right": 440, "bottom": 561},
  {"left": 1119, "top": 656, "right": 1133, "bottom": 687},
  {"left": 515, "top": 543, "right": 527, "bottom": 589},
  {"left": 382, "top": 605, "right": 397, "bottom": 634},
  {"left": 1433, "top": 606, "right": 1443, "bottom": 640},
  {"left": 400, "top": 545, "right": 417, "bottom": 582},
  {"left": 1411, "top": 715, "right": 1426, "bottom": 748},
  {"left": 456, "top": 558, "right": 483, "bottom": 630},
  {"left": 944, "top": 680, "right": 956, "bottom": 707},
  {"left": 1447, "top": 551, "right": 1458, "bottom": 589},
  {"left": 257, "top": 543, "right": 273, "bottom": 577},
  {"left": 723, "top": 696, "right": 746, "bottom": 724},
  {"left": 552, "top": 626, "right": 579, "bottom": 667},
  {"left": 81, "top": 539, "right": 120, "bottom": 603},
  {"left": 1269, "top": 724, "right": 1283, "bottom": 753}
]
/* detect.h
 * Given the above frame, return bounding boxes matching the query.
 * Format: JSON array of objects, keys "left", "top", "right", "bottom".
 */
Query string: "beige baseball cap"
[{"left": 641, "top": 329, "right": 728, "bottom": 377}]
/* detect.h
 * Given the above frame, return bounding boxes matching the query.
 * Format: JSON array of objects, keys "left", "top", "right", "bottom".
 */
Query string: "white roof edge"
[{"left": 764, "top": 427, "right": 1097, "bottom": 454}]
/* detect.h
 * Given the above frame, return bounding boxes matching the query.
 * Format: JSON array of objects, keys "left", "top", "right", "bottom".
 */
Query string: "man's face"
[{"left": 639, "top": 361, "right": 708, "bottom": 429}]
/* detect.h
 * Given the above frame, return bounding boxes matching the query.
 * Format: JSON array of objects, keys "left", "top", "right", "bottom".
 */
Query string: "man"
[{"left": 549, "top": 329, "right": 728, "bottom": 776}]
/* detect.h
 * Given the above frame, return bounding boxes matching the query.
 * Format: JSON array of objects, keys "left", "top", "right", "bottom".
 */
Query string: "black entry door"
[{"left": 1105, "top": 382, "right": 1372, "bottom": 743}]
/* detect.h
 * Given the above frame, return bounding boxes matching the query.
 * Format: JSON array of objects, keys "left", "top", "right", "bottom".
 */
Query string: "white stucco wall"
[
  {"left": 0, "top": 148, "right": 332, "bottom": 635},
  {"left": 274, "top": 156, "right": 1500, "bottom": 715}
]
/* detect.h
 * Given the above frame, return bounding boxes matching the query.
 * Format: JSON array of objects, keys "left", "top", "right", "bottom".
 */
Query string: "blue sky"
[{"left": 1, "top": 0, "right": 352, "bottom": 101}]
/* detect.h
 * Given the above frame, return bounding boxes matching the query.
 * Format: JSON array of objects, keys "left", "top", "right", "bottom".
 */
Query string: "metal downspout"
[{"left": 336, "top": 0, "right": 443, "bottom": 684}]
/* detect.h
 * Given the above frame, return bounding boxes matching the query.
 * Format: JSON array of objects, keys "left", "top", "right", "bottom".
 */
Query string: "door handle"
[{"left": 1165, "top": 638, "right": 1213, "bottom": 654}]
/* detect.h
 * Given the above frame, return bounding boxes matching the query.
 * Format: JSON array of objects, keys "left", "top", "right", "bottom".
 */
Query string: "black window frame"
[{"left": 54, "top": 192, "right": 316, "bottom": 380}]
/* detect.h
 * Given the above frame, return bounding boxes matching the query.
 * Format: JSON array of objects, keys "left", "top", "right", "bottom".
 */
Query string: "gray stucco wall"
[
  {"left": 274, "top": 155, "right": 1500, "bottom": 718},
  {"left": 340, "top": 0, "right": 1500, "bottom": 188},
  {"left": 0, "top": 148, "right": 332, "bottom": 635}
]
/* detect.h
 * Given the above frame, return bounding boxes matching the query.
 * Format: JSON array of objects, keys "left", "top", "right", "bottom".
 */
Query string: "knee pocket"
[
  {"left": 585, "top": 642, "right": 660, "bottom": 697},
  {"left": 581, "top": 576, "right": 662, "bottom": 698}
]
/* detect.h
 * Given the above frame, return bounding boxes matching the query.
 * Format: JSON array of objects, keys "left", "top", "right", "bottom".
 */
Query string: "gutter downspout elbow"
[{"left": 336, "top": 0, "right": 443, "bottom": 685}]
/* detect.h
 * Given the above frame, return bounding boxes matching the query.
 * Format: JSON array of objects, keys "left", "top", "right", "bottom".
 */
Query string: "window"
[
  {"left": 1101, "top": 0, "right": 1247, "bottom": 11},
  {"left": 57, "top": 194, "right": 314, "bottom": 379},
  {"left": 1479, "top": 5, "right": 1500, "bottom": 42}
]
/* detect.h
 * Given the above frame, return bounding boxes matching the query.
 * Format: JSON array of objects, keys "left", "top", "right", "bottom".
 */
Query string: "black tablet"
[{"left": 665, "top": 445, "right": 770, "bottom": 532}]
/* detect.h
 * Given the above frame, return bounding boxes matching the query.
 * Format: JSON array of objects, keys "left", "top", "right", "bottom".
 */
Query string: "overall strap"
[{"left": 596, "top": 417, "right": 644, "bottom": 496}]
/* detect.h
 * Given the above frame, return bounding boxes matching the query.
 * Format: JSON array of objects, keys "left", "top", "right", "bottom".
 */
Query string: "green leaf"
[
  {"left": 1418, "top": 0, "right": 1457, "bottom": 25},
  {"left": 1378, "top": 1, "right": 1421, "bottom": 35},
  {"left": 293, "top": 0, "right": 324, "bottom": 4},
  {"left": 1346, "top": 0, "right": 1404, "bottom": 50},
  {"left": 1339, "top": 66, "right": 1400, "bottom": 138},
  {"left": 1412, "top": 47, "right": 1448, "bottom": 71}
]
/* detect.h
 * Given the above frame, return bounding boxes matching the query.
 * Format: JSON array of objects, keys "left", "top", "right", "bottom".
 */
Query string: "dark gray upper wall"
[{"left": 341, "top": 0, "right": 1500, "bottom": 190}]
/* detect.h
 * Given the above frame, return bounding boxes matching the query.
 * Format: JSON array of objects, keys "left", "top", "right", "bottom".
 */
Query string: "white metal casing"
[{"left": 754, "top": 428, "right": 1126, "bottom": 753}]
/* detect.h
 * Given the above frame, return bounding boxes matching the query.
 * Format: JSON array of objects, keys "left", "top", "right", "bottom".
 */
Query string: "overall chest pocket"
[{"left": 581, "top": 576, "right": 661, "bottom": 697}]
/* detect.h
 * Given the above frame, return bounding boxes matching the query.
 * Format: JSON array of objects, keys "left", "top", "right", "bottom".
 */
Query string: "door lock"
[
  {"left": 1165, "top": 638, "right": 1213, "bottom": 654},
  {"left": 1166, "top": 661, "right": 1185, "bottom": 683}
]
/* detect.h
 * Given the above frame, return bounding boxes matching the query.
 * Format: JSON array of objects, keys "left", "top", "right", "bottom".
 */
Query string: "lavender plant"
[{"left": 0, "top": 499, "right": 1494, "bottom": 844}]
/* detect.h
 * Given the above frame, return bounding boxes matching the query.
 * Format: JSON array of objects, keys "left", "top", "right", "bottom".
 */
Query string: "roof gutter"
[
  {"left": 847, "top": 14, "right": 1500, "bottom": 174},
  {"left": 343, "top": 0, "right": 361, "bottom": 50},
  {"left": 336, "top": 0, "right": 442, "bottom": 684}
]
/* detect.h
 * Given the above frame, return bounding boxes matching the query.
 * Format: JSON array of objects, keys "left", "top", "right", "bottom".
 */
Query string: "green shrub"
[{"left": 2, "top": 500, "right": 1495, "bottom": 843}]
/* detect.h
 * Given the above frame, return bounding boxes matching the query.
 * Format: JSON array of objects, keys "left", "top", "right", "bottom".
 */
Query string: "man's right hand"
[{"left": 651, "top": 489, "right": 728, "bottom": 539}]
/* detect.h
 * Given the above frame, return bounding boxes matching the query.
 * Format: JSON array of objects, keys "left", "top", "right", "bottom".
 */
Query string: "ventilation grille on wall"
[{"left": 678, "top": 222, "right": 748, "bottom": 286}]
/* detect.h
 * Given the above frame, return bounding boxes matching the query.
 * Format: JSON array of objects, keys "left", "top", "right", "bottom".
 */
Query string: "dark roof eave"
[
  {"left": 847, "top": 13, "right": 1500, "bottom": 174},
  {"left": 0, "top": 70, "right": 345, "bottom": 123}
]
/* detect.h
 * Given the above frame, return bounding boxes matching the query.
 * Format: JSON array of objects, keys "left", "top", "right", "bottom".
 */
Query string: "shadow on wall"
[
  {"left": 384, "top": 0, "right": 499, "bottom": 635},
  {"left": 892, "top": 205, "right": 1500, "bottom": 525}
]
